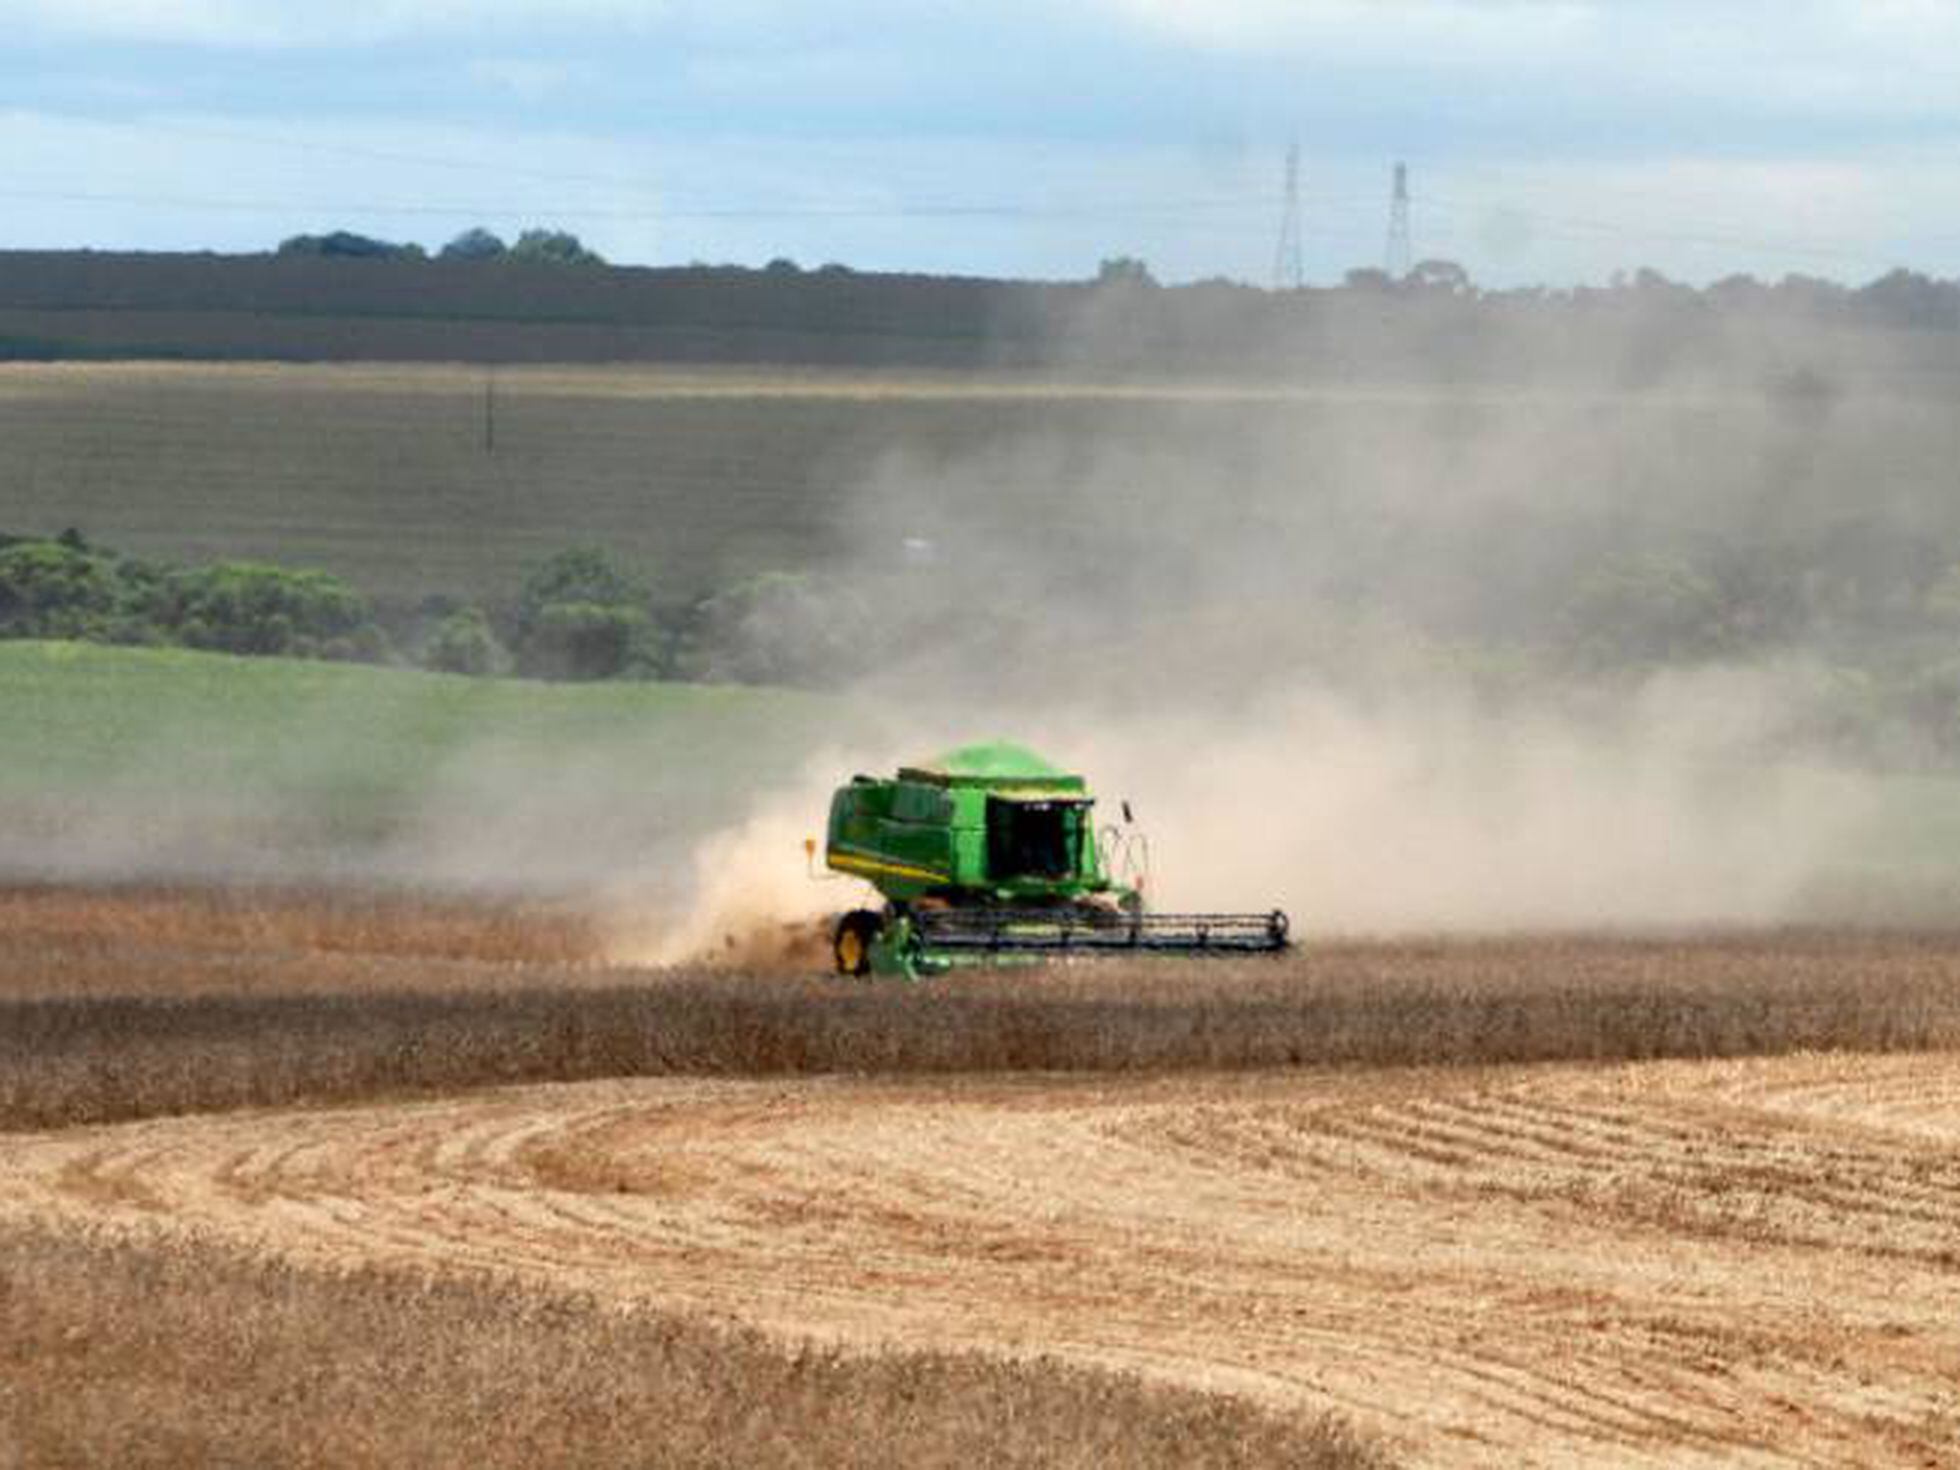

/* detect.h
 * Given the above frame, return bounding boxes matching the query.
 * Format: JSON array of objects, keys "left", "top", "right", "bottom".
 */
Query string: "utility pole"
[
  {"left": 1273, "top": 141, "right": 1304, "bottom": 291},
  {"left": 1384, "top": 161, "right": 1413, "bottom": 279}
]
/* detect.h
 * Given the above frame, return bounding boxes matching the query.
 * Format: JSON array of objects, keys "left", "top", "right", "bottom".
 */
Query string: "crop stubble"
[{"left": 7, "top": 1058, "right": 1960, "bottom": 1466}]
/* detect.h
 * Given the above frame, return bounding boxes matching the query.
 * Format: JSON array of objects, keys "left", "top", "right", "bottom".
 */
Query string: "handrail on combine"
[{"left": 916, "top": 907, "right": 1289, "bottom": 956}]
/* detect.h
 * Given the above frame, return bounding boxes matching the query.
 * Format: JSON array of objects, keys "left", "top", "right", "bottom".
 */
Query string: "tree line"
[
  {"left": 15, "top": 527, "right": 1960, "bottom": 765},
  {"left": 0, "top": 531, "right": 870, "bottom": 687},
  {"left": 6, "top": 245, "right": 1960, "bottom": 377},
  {"left": 276, "top": 226, "right": 604, "bottom": 266}
]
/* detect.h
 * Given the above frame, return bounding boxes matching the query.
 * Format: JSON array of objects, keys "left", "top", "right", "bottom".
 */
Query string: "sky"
[{"left": 1, "top": 1, "right": 1957, "bottom": 287}]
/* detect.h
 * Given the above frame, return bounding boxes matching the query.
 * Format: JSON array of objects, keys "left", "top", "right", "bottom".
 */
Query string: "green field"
[
  {"left": 6, "top": 640, "right": 1960, "bottom": 920},
  {"left": 0, "top": 641, "right": 848, "bottom": 890}
]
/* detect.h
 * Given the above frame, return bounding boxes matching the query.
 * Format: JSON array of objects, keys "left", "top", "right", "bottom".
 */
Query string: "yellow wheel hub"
[{"left": 837, "top": 929, "right": 864, "bottom": 973}]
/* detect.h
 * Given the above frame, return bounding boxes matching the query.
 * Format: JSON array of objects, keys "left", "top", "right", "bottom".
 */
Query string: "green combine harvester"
[{"left": 820, "top": 740, "right": 1289, "bottom": 978}]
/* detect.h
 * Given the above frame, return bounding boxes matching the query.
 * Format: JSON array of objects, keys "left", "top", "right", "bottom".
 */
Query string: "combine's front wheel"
[{"left": 832, "top": 910, "right": 882, "bottom": 977}]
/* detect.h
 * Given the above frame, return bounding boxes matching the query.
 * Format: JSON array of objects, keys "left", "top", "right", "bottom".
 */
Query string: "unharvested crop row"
[
  {"left": 0, "top": 883, "right": 600, "bottom": 974},
  {"left": 10, "top": 930, "right": 1960, "bottom": 1130}
]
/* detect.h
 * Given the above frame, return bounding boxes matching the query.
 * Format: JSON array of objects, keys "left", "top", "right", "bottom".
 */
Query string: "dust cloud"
[
  {"left": 736, "top": 669, "right": 1880, "bottom": 941},
  {"left": 596, "top": 760, "right": 851, "bottom": 969},
  {"left": 1020, "top": 679, "right": 1879, "bottom": 931},
  {"left": 12, "top": 300, "right": 1957, "bottom": 950},
  {"left": 713, "top": 328, "right": 1951, "bottom": 939}
]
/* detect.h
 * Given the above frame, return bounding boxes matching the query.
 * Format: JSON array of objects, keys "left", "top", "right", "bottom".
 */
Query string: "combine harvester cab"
[{"left": 821, "top": 741, "right": 1288, "bottom": 978}]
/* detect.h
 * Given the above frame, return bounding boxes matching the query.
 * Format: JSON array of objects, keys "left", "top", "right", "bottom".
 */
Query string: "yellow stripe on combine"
[{"left": 827, "top": 848, "right": 947, "bottom": 884}]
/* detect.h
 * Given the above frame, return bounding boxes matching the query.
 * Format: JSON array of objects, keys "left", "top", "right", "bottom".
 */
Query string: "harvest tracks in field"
[{"left": 9, "top": 1056, "right": 1959, "bottom": 1467}]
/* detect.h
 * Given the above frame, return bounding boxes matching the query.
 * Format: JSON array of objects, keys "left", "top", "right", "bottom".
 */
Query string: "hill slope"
[{"left": 0, "top": 641, "right": 843, "bottom": 892}]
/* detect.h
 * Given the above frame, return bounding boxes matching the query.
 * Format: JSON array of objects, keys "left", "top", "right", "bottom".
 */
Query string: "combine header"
[{"left": 818, "top": 741, "right": 1288, "bottom": 978}]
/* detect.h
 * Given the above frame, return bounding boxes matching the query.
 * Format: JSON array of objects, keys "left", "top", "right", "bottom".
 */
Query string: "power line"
[
  {"left": 0, "top": 183, "right": 1289, "bottom": 223},
  {"left": 0, "top": 173, "right": 1923, "bottom": 279},
  {"left": 0, "top": 184, "right": 1332, "bottom": 242},
  {"left": 12, "top": 112, "right": 1945, "bottom": 277},
  {"left": 1418, "top": 158, "right": 1936, "bottom": 251},
  {"left": 1414, "top": 191, "right": 1900, "bottom": 271},
  {"left": 121, "top": 119, "right": 663, "bottom": 194}
]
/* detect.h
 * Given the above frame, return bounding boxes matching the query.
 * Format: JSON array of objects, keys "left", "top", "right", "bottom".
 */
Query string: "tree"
[
  {"left": 1408, "top": 258, "right": 1473, "bottom": 295},
  {"left": 156, "top": 562, "right": 385, "bottom": 660},
  {"left": 508, "top": 229, "right": 604, "bottom": 266},
  {"left": 1857, "top": 268, "right": 1960, "bottom": 330},
  {"left": 1096, "top": 257, "right": 1157, "bottom": 289},
  {"left": 1772, "top": 273, "right": 1848, "bottom": 314},
  {"left": 440, "top": 227, "right": 508, "bottom": 261},
  {"left": 512, "top": 548, "right": 656, "bottom": 679},
  {"left": 515, "top": 548, "right": 647, "bottom": 640},
  {"left": 1626, "top": 267, "right": 1694, "bottom": 304},
  {"left": 277, "top": 231, "right": 425, "bottom": 261},
  {"left": 1706, "top": 273, "right": 1767, "bottom": 307},
  {"left": 519, "top": 602, "right": 657, "bottom": 680},
  {"left": 0, "top": 538, "right": 125, "bottom": 639},
  {"left": 424, "top": 606, "right": 509, "bottom": 676}
]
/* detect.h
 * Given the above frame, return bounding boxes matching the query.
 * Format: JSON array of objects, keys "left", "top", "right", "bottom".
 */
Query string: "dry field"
[
  {"left": 1, "top": 1221, "right": 1371, "bottom": 1470},
  {"left": 0, "top": 360, "right": 1350, "bottom": 601},
  {"left": 7, "top": 886, "right": 1960, "bottom": 1466},
  {"left": 14, "top": 358, "right": 1954, "bottom": 611}
]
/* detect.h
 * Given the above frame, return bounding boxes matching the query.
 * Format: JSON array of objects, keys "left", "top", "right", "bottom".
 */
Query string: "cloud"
[
  {"left": 4, "top": 1, "right": 1960, "bottom": 285},
  {"left": 1093, "top": 0, "right": 1600, "bottom": 60},
  {"left": 465, "top": 57, "right": 575, "bottom": 103},
  {"left": 0, "top": 0, "right": 664, "bottom": 47},
  {"left": 1092, "top": 0, "right": 1960, "bottom": 118},
  {"left": 14, "top": 0, "right": 1960, "bottom": 142}
]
